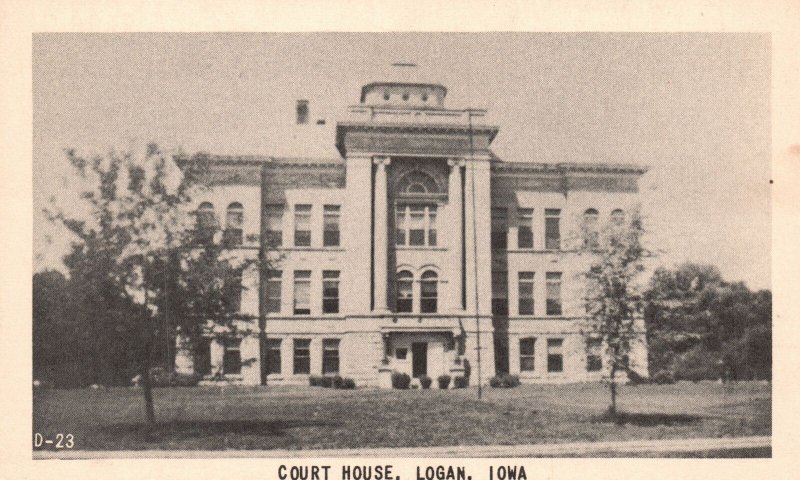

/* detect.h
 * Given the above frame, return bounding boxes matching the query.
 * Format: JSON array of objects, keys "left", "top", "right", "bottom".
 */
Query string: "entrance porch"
[{"left": 379, "top": 328, "right": 466, "bottom": 388}]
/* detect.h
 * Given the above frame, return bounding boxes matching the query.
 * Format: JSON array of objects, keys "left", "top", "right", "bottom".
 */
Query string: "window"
[
  {"left": 492, "top": 271, "right": 509, "bottom": 316},
  {"left": 546, "top": 272, "right": 563, "bottom": 316},
  {"left": 223, "top": 338, "right": 242, "bottom": 375},
  {"left": 518, "top": 272, "right": 535, "bottom": 315},
  {"left": 491, "top": 208, "right": 508, "bottom": 250},
  {"left": 322, "top": 339, "right": 340, "bottom": 375},
  {"left": 293, "top": 339, "right": 311, "bottom": 374},
  {"left": 397, "top": 171, "right": 439, "bottom": 194},
  {"left": 420, "top": 271, "right": 438, "bottom": 313},
  {"left": 322, "top": 270, "right": 340, "bottom": 314},
  {"left": 611, "top": 209, "right": 625, "bottom": 225},
  {"left": 547, "top": 338, "right": 563, "bottom": 373},
  {"left": 293, "top": 270, "right": 311, "bottom": 315},
  {"left": 296, "top": 100, "right": 309, "bottom": 125},
  {"left": 545, "top": 209, "right": 561, "bottom": 250},
  {"left": 223, "top": 270, "right": 242, "bottom": 312},
  {"left": 587, "top": 338, "right": 603, "bottom": 372},
  {"left": 294, "top": 205, "right": 312, "bottom": 247},
  {"left": 396, "top": 204, "right": 437, "bottom": 246},
  {"left": 396, "top": 271, "right": 413, "bottom": 313},
  {"left": 583, "top": 208, "right": 599, "bottom": 248},
  {"left": 520, "top": 338, "right": 536, "bottom": 372},
  {"left": 194, "top": 338, "right": 212, "bottom": 376},
  {"left": 224, "top": 202, "right": 244, "bottom": 246},
  {"left": 323, "top": 205, "right": 341, "bottom": 247},
  {"left": 518, "top": 208, "right": 533, "bottom": 249},
  {"left": 266, "top": 338, "right": 281, "bottom": 374},
  {"left": 409, "top": 206, "right": 425, "bottom": 246},
  {"left": 266, "top": 270, "right": 282, "bottom": 314},
  {"left": 265, "top": 204, "right": 283, "bottom": 247},
  {"left": 196, "top": 202, "right": 216, "bottom": 244}
]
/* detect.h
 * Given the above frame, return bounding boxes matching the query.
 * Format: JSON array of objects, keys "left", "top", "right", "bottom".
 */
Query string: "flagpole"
[{"left": 467, "top": 109, "right": 482, "bottom": 400}]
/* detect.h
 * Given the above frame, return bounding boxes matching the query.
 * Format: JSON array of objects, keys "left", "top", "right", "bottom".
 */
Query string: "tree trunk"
[
  {"left": 140, "top": 343, "right": 156, "bottom": 426},
  {"left": 609, "top": 365, "right": 617, "bottom": 417}
]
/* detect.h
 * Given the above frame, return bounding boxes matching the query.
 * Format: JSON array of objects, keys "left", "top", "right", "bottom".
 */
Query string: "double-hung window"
[
  {"left": 265, "top": 204, "right": 283, "bottom": 247},
  {"left": 294, "top": 204, "right": 312, "bottom": 247},
  {"left": 323, "top": 205, "right": 340, "bottom": 247},
  {"left": 293, "top": 270, "right": 311, "bottom": 315},
  {"left": 547, "top": 338, "right": 564, "bottom": 373},
  {"left": 587, "top": 338, "right": 603, "bottom": 372},
  {"left": 420, "top": 271, "right": 438, "bottom": 313},
  {"left": 223, "top": 338, "right": 242, "bottom": 375},
  {"left": 293, "top": 339, "right": 311, "bottom": 374},
  {"left": 546, "top": 272, "right": 563, "bottom": 316},
  {"left": 322, "top": 339, "right": 340, "bottom": 375},
  {"left": 518, "top": 272, "right": 535, "bottom": 315},
  {"left": 266, "top": 338, "right": 281, "bottom": 374},
  {"left": 322, "top": 270, "right": 340, "bottom": 314},
  {"left": 545, "top": 209, "right": 561, "bottom": 250},
  {"left": 518, "top": 208, "right": 533, "bottom": 249},
  {"left": 266, "top": 270, "right": 282, "bottom": 314},
  {"left": 520, "top": 338, "right": 536, "bottom": 372},
  {"left": 396, "top": 271, "right": 414, "bottom": 313}
]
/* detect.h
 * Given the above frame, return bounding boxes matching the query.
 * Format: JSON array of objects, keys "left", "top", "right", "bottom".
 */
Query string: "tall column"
[
  {"left": 448, "top": 158, "right": 464, "bottom": 313},
  {"left": 373, "top": 156, "right": 391, "bottom": 313}
]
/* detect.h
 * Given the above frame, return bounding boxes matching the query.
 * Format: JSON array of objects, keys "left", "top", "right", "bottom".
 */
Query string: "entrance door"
[{"left": 412, "top": 342, "right": 428, "bottom": 378}]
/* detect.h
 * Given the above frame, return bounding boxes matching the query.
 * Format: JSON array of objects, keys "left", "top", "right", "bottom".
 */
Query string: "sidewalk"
[{"left": 34, "top": 435, "right": 770, "bottom": 459}]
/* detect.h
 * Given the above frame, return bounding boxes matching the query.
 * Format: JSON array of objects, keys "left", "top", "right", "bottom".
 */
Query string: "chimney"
[{"left": 296, "top": 100, "right": 309, "bottom": 125}]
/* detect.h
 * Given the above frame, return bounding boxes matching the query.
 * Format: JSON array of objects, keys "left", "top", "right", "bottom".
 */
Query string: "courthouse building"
[{"left": 174, "top": 73, "right": 649, "bottom": 387}]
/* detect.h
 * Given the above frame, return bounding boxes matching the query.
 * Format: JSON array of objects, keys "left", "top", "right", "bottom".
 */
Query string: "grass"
[{"left": 33, "top": 381, "right": 770, "bottom": 451}]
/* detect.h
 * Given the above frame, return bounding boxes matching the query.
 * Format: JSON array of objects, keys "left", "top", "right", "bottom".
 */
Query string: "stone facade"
[{"left": 174, "top": 78, "right": 649, "bottom": 388}]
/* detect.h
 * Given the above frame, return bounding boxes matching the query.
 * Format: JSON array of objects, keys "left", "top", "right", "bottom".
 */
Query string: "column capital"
[
  {"left": 373, "top": 156, "right": 391, "bottom": 166},
  {"left": 448, "top": 158, "right": 466, "bottom": 168}
]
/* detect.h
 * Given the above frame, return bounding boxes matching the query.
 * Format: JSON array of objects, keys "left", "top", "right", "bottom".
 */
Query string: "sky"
[{"left": 32, "top": 33, "right": 771, "bottom": 290}]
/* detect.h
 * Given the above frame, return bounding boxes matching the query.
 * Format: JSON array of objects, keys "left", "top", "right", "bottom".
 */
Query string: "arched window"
[
  {"left": 583, "top": 208, "right": 599, "bottom": 248},
  {"left": 196, "top": 202, "right": 216, "bottom": 244},
  {"left": 396, "top": 170, "right": 439, "bottom": 195},
  {"left": 224, "top": 202, "right": 244, "bottom": 246},
  {"left": 396, "top": 271, "right": 413, "bottom": 313},
  {"left": 611, "top": 209, "right": 625, "bottom": 225},
  {"left": 420, "top": 271, "right": 438, "bottom": 313},
  {"left": 226, "top": 202, "right": 244, "bottom": 228}
]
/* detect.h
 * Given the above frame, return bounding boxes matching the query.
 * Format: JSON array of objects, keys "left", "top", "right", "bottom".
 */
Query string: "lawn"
[{"left": 33, "top": 381, "right": 770, "bottom": 451}]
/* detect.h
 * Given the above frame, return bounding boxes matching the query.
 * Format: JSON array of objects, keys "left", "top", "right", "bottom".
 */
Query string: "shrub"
[
  {"left": 489, "top": 374, "right": 520, "bottom": 388},
  {"left": 149, "top": 367, "right": 201, "bottom": 387},
  {"left": 652, "top": 370, "right": 675, "bottom": 385},
  {"left": 453, "top": 376, "right": 468, "bottom": 389},
  {"left": 339, "top": 378, "right": 356, "bottom": 389},
  {"left": 391, "top": 371, "right": 411, "bottom": 389},
  {"left": 309, "top": 375, "right": 323, "bottom": 387},
  {"left": 320, "top": 376, "right": 334, "bottom": 388},
  {"left": 626, "top": 369, "right": 649, "bottom": 385},
  {"left": 437, "top": 375, "right": 451, "bottom": 390},
  {"left": 419, "top": 375, "right": 432, "bottom": 389},
  {"left": 331, "top": 375, "right": 344, "bottom": 389}
]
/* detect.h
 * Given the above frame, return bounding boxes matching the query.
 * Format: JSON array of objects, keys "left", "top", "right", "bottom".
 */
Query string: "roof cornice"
[{"left": 492, "top": 161, "right": 649, "bottom": 176}]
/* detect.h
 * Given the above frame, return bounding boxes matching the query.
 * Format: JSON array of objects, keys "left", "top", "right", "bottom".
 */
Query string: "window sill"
[
  {"left": 282, "top": 247, "right": 346, "bottom": 252},
  {"left": 395, "top": 246, "right": 447, "bottom": 251}
]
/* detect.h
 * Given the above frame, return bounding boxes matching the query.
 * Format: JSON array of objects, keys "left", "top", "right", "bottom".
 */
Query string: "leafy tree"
[
  {"left": 644, "top": 263, "right": 771, "bottom": 381},
  {"left": 45, "top": 144, "right": 255, "bottom": 425},
  {"left": 579, "top": 209, "right": 650, "bottom": 416}
]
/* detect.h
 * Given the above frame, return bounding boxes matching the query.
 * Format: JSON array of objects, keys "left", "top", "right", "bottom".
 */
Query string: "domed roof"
[{"left": 360, "top": 63, "right": 448, "bottom": 108}]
